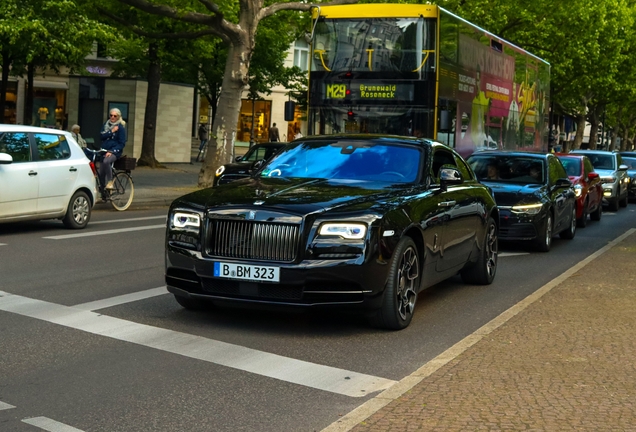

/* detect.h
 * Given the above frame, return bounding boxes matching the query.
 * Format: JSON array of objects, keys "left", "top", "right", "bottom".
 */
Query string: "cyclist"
[{"left": 100, "top": 108, "right": 127, "bottom": 191}]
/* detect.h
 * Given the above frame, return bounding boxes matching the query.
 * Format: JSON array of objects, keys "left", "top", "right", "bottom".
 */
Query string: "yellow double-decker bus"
[{"left": 309, "top": 4, "right": 550, "bottom": 156}]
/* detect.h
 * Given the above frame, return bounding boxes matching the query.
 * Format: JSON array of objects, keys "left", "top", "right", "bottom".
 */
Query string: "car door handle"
[
  {"left": 69, "top": 167, "right": 77, "bottom": 172},
  {"left": 438, "top": 200, "right": 456, "bottom": 207},
  {"left": 28, "top": 171, "right": 38, "bottom": 176}
]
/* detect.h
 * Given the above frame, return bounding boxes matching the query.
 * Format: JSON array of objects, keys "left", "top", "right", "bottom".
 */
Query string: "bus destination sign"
[{"left": 324, "top": 82, "right": 414, "bottom": 101}]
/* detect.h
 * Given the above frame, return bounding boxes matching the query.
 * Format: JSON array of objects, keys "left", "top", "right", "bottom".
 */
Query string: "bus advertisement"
[{"left": 308, "top": 4, "right": 550, "bottom": 156}]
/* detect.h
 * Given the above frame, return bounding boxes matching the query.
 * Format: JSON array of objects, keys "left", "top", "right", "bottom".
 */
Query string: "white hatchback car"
[{"left": 0, "top": 125, "right": 96, "bottom": 229}]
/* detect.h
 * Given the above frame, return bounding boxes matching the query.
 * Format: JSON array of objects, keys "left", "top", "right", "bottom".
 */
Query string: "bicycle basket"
[{"left": 114, "top": 156, "right": 136, "bottom": 170}]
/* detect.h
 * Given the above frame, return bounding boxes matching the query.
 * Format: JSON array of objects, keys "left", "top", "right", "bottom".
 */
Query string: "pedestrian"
[
  {"left": 269, "top": 123, "right": 280, "bottom": 142},
  {"left": 99, "top": 108, "right": 126, "bottom": 192},
  {"left": 197, "top": 123, "right": 208, "bottom": 162},
  {"left": 70, "top": 124, "right": 87, "bottom": 150}
]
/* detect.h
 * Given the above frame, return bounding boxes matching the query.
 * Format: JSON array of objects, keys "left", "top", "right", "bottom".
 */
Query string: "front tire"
[
  {"left": 576, "top": 200, "right": 588, "bottom": 228},
  {"left": 461, "top": 217, "right": 498, "bottom": 285},
  {"left": 608, "top": 194, "right": 619, "bottom": 211},
  {"left": 560, "top": 205, "right": 577, "bottom": 239},
  {"left": 620, "top": 190, "right": 628, "bottom": 207},
  {"left": 535, "top": 213, "right": 552, "bottom": 252},
  {"left": 590, "top": 199, "right": 602, "bottom": 221},
  {"left": 62, "top": 191, "right": 91, "bottom": 229},
  {"left": 370, "top": 237, "right": 420, "bottom": 330}
]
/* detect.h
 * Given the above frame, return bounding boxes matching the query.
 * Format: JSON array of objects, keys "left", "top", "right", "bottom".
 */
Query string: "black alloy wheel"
[
  {"left": 370, "top": 237, "right": 420, "bottom": 330},
  {"left": 560, "top": 205, "right": 577, "bottom": 239},
  {"left": 461, "top": 217, "right": 498, "bottom": 284}
]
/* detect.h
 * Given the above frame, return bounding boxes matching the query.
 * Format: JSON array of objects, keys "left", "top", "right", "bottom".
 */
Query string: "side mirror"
[
  {"left": 554, "top": 178, "right": 572, "bottom": 188},
  {"left": 588, "top": 172, "right": 599, "bottom": 180},
  {"left": 0, "top": 152, "right": 13, "bottom": 165},
  {"left": 619, "top": 164, "right": 629, "bottom": 171},
  {"left": 235, "top": 155, "right": 243, "bottom": 162},
  {"left": 252, "top": 160, "right": 264, "bottom": 170},
  {"left": 439, "top": 167, "right": 463, "bottom": 191}
]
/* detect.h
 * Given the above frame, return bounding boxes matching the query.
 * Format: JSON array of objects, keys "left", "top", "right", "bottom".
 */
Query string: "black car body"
[
  {"left": 166, "top": 135, "right": 499, "bottom": 329},
  {"left": 570, "top": 149, "right": 629, "bottom": 211},
  {"left": 467, "top": 151, "right": 577, "bottom": 252},
  {"left": 619, "top": 152, "right": 636, "bottom": 201},
  {"left": 213, "top": 142, "right": 286, "bottom": 186}
]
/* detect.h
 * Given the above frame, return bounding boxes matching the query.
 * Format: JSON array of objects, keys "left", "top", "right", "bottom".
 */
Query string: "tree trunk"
[
  {"left": 0, "top": 50, "right": 9, "bottom": 121},
  {"left": 199, "top": 41, "right": 251, "bottom": 187},
  {"left": 609, "top": 128, "right": 618, "bottom": 152},
  {"left": 572, "top": 115, "right": 586, "bottom": 149},
  {"left": 24, "top": 63, "right": 35, "bottom": 125},
  {"left": 138, "top": 42, "right": 161, "bottom": 168},
  {"left": 588, "top": 110, "right": 599, "bottom": 150}
]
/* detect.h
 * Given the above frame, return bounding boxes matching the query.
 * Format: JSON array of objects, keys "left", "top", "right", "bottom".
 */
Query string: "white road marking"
[
  {"left": 322, "top": 228, "right": 636, "bottom": 431},
  {"left": 0, "top": 401, "right": 15, "bottom": 410},
  {"left": 43, "top": 225, "right": 164, "bottom": 240},
  {"left": 0, "top": 291, "right": 395, "bottom": 398},
  {"left": 499, "top": 252, "right": 529, "bottom": 257},
  {"left": 89, "top": 216, "right": 166, "bottom": 225},
  {"left": 22, "top": 417, "right": 84, "bottom": 432},
  {"left": 73, "top": 287, "right": 167, "bottom": 311},
  {"left": 0, "top": 243, "right": 7, "bottom": 246}
]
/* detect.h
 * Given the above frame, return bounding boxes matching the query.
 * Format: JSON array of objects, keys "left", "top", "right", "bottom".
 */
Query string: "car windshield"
[
  {"left": 558, "top": 157, "right": 582, "bottom": 177},
  {"left": 622, "top": 157, "right": 636, "bottom": 169},
  {"left": 468, "top": 155, "right": 545, "bottom": 184},
  {"left": 579, "top": 153, "right": 615, "bottom": 170},
  {"left": 260, "top": 140, "right": 422, "bottom": 183}
]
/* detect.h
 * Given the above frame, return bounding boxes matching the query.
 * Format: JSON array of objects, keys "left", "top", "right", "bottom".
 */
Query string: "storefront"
[
  {"left": 2, "top": 81, "right": 18, "bottom": 124},
  {"left": 237, "top": 99, "right": 272, "bottom": 144}
]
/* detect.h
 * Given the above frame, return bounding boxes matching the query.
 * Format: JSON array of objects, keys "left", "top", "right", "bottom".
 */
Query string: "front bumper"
[
  {"left": 165, "top": 246, "right": 389, "bottom": 309},
  {"left": 497, "top": 208, "right": 543, "bottom": 241}
]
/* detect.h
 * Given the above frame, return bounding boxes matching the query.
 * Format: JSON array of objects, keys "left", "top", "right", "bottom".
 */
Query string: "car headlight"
[
  {"left": 215, "top": 165, "right": 226, "bottom": 177},
  {"left": 319, "top": 223, "right": 367, "bottom": 240},
  {"left": 172, "top": 212, "right": 201, "bottom": 229},
  {"left": 601, "top": 175, "right": 616, "bottom": 184},
  {"left": 574, "top": 184, "right": 583, "bottom": 197},
  {"left": 511, "top": 203, "right": 543, "bottom": 215}
]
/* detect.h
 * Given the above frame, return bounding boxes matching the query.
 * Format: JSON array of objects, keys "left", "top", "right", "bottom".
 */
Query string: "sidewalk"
[{"left": 329, "top": 229, "right": 636, "bottom": 431}]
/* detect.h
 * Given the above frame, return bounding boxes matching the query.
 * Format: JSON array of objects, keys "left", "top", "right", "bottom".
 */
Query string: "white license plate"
[{"left": 213, "top": 262, "right": 280, "bottom": 283}]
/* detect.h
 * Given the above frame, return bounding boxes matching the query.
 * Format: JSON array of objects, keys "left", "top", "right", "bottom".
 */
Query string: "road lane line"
[
  {"left": 0, "top": 243, "right": 7, "bottom": 246},
  {"left": 89, "top": 216, "right": 166, "bottom": 225},
  {"left": 499, "top": 252, "right": 529, "bottom": 257},
  {"left": 73, "top": 287, "right": 167, "bottom": 311},
  {"left": 43, "top": 225, "right": 165, "bottom": 240},
  {"left": 0, "top": 291, "right": 395, "bottom": 398},
  {"left": 322, "top": 227, "right": 636, "bottom": 431},
  {"left": 22, "top": 417, "right": 84, "bottom": 432},
  {"left": 0, "top": 401, "right": 15, "bottom": 410}
]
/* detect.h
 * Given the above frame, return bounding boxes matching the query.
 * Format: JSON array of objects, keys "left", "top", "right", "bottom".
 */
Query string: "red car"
[{"left": 556, "top": 154, "right": 603, "bottom": 227}]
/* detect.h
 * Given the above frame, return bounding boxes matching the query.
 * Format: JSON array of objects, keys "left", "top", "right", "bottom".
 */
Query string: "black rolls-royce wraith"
[{"left": 166, "top": 135, "right": 499, "bottom": 329}]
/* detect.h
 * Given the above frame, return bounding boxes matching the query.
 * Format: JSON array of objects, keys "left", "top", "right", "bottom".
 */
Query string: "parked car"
[
  {"left": 555, "top": 153, "right": 603, "bottom": 227},
  {"left": 167, "top": 135, "right": 499, "bottom": 330},
  {"left": 569, "top": 149, "right": 629, "bottom": 211},
  {"left": 0, "top": 125, "right": 96, "bottom": 229},
  {"left": 467, "top": 151, "right": 576, "bottom": 252},
  {"left": 214, "top": 142, "right": 286, "bottom": 186},
  {"left": 619, "top": 153, "right": 636, "bottom": 201}
]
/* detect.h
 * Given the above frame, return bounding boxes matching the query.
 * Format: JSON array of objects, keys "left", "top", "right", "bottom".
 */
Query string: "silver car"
[{"left": 570, "top": 150, "right": 629, "bottom": 211}]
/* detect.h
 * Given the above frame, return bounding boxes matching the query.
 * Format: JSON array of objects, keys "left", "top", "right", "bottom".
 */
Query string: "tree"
[{"left": 113, "top": 0, "right": 355, "bottom": 187}]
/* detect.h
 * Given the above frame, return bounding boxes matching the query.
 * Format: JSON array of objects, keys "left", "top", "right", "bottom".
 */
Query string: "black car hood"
[
  {"left": 481, "top": 181, "right": 545, "bottom": 206},
  {"left": 177, "top": 177, "right": 409, "bottom": 214}
]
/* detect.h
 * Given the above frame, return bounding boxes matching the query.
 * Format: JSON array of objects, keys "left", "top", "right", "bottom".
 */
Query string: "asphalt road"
[{"left": 1, "top": 204, "right": 635, "bottom": 432}]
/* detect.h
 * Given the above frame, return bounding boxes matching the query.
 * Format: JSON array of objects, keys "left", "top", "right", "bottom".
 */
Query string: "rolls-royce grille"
[{"left": 208, "top": 220, "right": 300, "bottom": 262}]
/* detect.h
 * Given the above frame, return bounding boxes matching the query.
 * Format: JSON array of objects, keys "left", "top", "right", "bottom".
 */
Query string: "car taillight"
[{"left": 89, "top": 161, "right": 98, "bottom": 176}]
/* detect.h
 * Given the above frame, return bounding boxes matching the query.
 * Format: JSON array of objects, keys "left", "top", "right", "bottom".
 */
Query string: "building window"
[{"left": 293, "top": 40, "right": 309, "bottom": 71}]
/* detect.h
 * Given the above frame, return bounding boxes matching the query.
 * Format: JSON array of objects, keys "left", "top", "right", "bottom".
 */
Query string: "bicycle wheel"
[{"left": 110, "top": 172, "right": 134, "bottom": 211}]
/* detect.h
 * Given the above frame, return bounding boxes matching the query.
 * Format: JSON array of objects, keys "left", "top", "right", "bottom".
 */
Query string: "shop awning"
[{"left": 33, "top": 80, "right": 68, "bottom": 90}]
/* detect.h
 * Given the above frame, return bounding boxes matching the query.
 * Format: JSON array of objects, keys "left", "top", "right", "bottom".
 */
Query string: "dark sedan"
[
  {"left": 166, "top": 135, "right": 499, "bottom": 330},
  {"left": 467, "top": 151, "right": 576, "bottom": 252},
  {"left": 619, "top": 154, "right": 636, "bottom": 201},
  {"left": 555, "top": 153, "right": 603, "bottom": 227},
  {"left": 213, "top": 142, "right": 286, "bottom": 186}
]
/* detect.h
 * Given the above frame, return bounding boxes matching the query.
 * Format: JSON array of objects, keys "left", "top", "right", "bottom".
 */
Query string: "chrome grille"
[{"left": 208, "top": 220, "right": 300, "bottom": 262}]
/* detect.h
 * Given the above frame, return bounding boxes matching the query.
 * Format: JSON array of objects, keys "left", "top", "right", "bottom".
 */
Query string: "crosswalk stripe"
[
  {"left": 0, "top": 401, "right": 15, "bottom": 410},
  {"left": 72, "top": 287, "right": 167, "bottom": 311},
  {"left": 43, "top": 225, "right": 165, "bottom": 240},
  {"left": 22, "top": 417, "right": 84, "bottom": 432},
  {"left": 0, "top": 291, "right": 395, "bottom": 398}
]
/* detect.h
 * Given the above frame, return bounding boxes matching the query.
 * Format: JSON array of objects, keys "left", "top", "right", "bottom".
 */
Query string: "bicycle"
[{"left": 85, "top": 148, "right": 135, "bottom": 211}]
